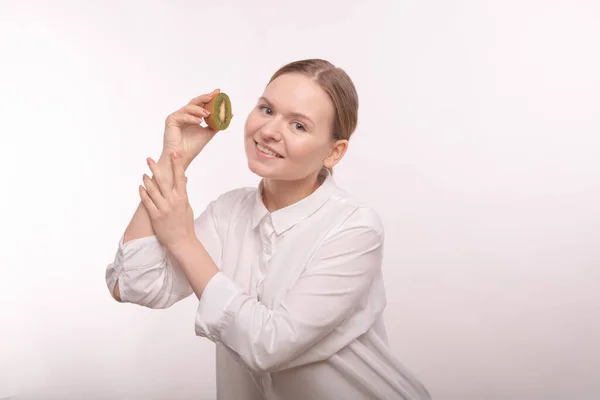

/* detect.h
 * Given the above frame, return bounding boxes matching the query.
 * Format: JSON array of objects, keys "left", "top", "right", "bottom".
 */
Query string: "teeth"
[{"left": 257, "top": 142, "right": 281, "bottom": 157}]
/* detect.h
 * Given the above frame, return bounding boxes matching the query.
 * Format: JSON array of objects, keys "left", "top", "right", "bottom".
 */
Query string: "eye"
[
  {"left": 260, "top": 105, "right": 272, "bottom": 115},
  {"left": 293, "top": 122, "right": 306, "bottom": 131}
]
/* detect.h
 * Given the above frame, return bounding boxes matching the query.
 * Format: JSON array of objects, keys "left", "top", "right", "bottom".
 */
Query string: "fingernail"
[
  {"left": 146, "top": 157, "right": 154, "bottom": 165},
  {"left": 172, "top": 152, "right": 179, "bottom": 160},
  {"left": 203, "top": 109, "right": 211, "bottom": 116}
]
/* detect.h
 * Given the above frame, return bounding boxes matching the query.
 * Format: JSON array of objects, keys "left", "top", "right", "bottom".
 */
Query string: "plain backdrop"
[{"left": 1, "top": 0, "right": 599, "bottom": 399}]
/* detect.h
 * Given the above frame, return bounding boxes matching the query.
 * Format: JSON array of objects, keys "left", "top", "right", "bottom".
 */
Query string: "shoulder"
[
  {"left": 327, "top": 186, "right": 385, "bottom": 241},
  {"left": 311, "top": 187, "right": 385, "bottom": 273}
]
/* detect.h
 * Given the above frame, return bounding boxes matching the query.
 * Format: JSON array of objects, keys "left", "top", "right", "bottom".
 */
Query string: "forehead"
[{"left": 263, "top": 73, "right": 334, "bottom": 126}]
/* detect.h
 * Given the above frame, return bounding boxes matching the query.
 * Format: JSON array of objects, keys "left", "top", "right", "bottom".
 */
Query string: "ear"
[{"left": 323, "top": 139, "right": 348, "bottom": 170}]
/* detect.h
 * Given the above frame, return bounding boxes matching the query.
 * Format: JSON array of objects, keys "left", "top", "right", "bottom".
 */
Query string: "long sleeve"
[
  {"left": 194, "top": 208, "right": 386, "bottom": 374},
  {"left": 105, "top": 198, "right": 224, "bottom": 309}
]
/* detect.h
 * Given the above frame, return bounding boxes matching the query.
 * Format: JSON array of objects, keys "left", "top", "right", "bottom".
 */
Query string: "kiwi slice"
[{"left": 204, "top": 92, "right": 232, "bottom": 130}]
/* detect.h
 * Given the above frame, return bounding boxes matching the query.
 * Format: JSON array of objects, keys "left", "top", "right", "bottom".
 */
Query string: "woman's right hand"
[{"left": 160, "top": 89, "right": 222, "bottom": 170}]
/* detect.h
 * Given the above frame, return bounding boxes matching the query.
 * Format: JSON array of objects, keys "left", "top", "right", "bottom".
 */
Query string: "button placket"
[{"left": 257, "top": 216, "right": 276, "bottom": 301}]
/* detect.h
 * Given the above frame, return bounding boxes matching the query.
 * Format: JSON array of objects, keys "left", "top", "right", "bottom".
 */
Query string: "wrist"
[
  {"left": 157, "top": 153, "right": 172, "bottom": 168},
  {"left": 166, "top": 235, "right": 219, "bottom": 299},
  {"left": 158, "top": 152, "right": 191, "bottom": 172},
  {"left": 151, "top": 156, "right": 173, "bottom": 185},
  {"left": 168, "top": 234, "right": 200, "bottom": 262}
]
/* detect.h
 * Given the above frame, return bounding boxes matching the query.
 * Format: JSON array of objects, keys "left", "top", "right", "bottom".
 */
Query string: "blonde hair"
[{"left": 268, "top": 59, "right": 359, "bottom": 176}]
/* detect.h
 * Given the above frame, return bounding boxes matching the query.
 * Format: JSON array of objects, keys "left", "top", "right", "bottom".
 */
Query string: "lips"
[{"left": 255, "top": 141, "right": 283, "bottom": 158}]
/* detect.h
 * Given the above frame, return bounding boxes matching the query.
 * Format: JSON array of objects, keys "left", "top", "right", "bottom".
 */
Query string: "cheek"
[
  {"left": 244, "top": 110, "right": 262, "bottom": 138},
  {"left": 286, "top": 137, "right": 328, "bottom": 163}
]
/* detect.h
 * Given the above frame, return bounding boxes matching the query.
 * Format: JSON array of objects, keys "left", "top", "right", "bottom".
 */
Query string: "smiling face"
[{"left": 244, "top": 72, "right": 347, "bottom": 181}]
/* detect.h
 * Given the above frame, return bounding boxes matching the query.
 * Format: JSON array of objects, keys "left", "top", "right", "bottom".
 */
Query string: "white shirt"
[{"left": 105, "top": 171, "right": 431, "bottom": 400}]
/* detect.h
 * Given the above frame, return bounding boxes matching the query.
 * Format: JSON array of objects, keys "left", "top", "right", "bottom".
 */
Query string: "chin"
[
  {"left": 244, "top": 142, "right": 282, "bottom": 179},
  {"left": 246, "top": 158, "right": 280, "bottom": 179},
  {"left": 247, "top": 159, "right": 317, "bottom": 183}
]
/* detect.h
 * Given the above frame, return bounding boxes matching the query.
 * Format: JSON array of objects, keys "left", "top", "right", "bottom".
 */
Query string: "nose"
[{"left": 259, "top": 118, "right": 283, "bottom": 143}]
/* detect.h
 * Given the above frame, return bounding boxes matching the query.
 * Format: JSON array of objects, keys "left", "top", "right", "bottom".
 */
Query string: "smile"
[{"left": 255, "top": 141, "right": 283, "bottom": 158}]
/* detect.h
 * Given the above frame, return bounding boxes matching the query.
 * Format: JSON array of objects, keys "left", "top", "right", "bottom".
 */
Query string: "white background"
[{"left": 1, "top": 0, "right": 599, "bottom": 399}]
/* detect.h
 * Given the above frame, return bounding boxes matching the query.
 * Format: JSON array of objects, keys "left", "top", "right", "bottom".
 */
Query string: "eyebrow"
[{"left": 258, "top": 96, "right": 315, "bottom": 127}]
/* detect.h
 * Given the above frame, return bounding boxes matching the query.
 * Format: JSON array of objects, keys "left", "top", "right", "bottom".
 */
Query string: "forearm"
[
  {"left": 120, "top": 202, "right": 152, "bottom": 245},
  {"left": 168, "top": 237, "right": 220, "bottom": 301},
  {"left": 115, "top": 153, "right": 174, "bottom": 301},
  {"left": 123, "top": 154, "right": 173, "bottom": 244}
]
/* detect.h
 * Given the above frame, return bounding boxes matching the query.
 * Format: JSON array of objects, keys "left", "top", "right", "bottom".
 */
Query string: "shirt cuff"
[{"left": 194, "top": 271, "right": 241, "bottom": 342}]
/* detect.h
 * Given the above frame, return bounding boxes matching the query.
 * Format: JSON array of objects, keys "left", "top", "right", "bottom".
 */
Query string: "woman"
[{"left": 105, "top": 59, "right": 431, "bottom": 400}]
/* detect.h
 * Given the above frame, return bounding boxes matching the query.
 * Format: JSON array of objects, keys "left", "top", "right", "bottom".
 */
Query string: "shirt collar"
[{"left": 251, "top": 169, "right": 336, "bottom": 235}]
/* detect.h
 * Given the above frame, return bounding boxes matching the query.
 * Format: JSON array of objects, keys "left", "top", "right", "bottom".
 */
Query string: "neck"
[{"left": 262, "top": 170, "right": 323, "bottom": 212}]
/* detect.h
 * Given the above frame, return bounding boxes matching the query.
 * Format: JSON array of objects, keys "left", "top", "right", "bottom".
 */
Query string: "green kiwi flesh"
[{"left": 205, "top": 93, "right": 232, "bottom": 131}]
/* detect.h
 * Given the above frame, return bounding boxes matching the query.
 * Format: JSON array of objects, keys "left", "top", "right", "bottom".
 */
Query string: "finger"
[
  {"left": 142, "top": 173, "right": 170, "bottom": 211},
  {"left": 171, "top": 151, "right": 188, "bottom": 196},
  {"left": 188, "top": 89, "right": 220, "bottom": 106},
  {"left": 172, "top": 113, "right": 203, "bottom": 127},
  {"left": 146, "top": 158, "right": 169, "bottom": 197},
  {"left": 181, "top": 104, "right": 211, "bottom": 120},
  {"left": 139, "top": 185, "right": 160, "bottom": 219}
]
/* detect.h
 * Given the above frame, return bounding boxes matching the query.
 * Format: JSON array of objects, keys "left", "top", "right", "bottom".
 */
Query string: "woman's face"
[{"left": 244, "top": 73, "right": 344, "bottom": 181}]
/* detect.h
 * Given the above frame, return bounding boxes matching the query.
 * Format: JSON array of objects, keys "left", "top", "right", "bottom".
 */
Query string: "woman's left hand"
[{"left": 139, "top": 151, "right": 196, "bottom": 251}]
